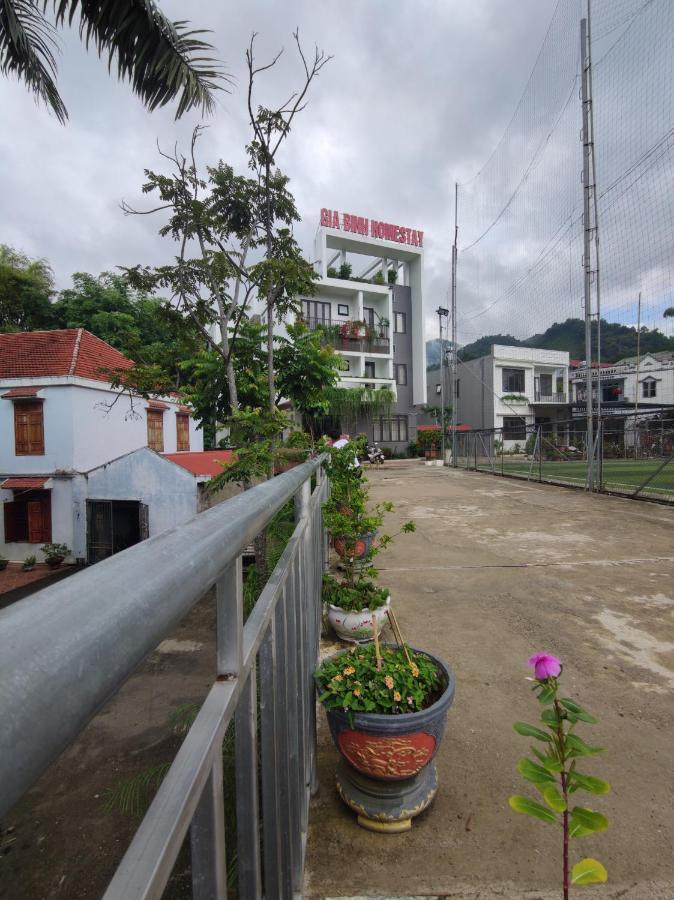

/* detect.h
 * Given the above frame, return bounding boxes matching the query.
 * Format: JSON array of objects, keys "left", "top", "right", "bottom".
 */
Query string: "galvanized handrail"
[{"left": 0, "top": 457, "right": 328, "bottom": 898}]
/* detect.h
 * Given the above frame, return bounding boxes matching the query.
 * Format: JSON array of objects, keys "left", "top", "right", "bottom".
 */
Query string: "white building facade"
[
  {"left": 570, "top": 351, "right": 674, "bottom": 410},
  {"left": 296, "top": 210, "right": 426, "bottom": 450},
  {"left": 0, "top": 329, "right": 204, "bottom": 564},
  {"left": 455, "top": 344, "right": 571, "bottom": 447}
]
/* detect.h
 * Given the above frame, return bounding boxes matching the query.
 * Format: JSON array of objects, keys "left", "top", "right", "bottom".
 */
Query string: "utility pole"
[
  {"left": 634, "top": 291, "right": 642, "bottom": 459},
  {"left": 450, "top": 182, "right": 459, "bottom": 467},
  {"left": 436, "top": 306, "right": 449, "bottom": 463},
  {"left": 581, "top": 15, "right": 595, "bottom": 490}
]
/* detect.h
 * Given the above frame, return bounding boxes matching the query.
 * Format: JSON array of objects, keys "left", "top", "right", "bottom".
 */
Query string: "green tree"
[
  {"left": 0, "top": 244, "right": 55, "bottom": 331},
  {"left": 0, "top": 0, "right": 226, "bottom": 123}
]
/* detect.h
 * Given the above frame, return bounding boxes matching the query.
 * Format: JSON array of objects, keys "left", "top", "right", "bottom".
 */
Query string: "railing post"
[
  {"left": 259, "top": 619, "right": 282, "bottom": 899},
  {"left": 190, "top": 753, "right": 227, "bottom": 900},
  {"left": 216, "top": 556, "right": 243, "bottom": 676},
  {"left": 234, "top": 665, "right": 262, "bottom": 899}
]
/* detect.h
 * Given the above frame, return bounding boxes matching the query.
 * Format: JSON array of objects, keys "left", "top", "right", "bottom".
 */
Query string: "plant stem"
[{"left": 554, "top": 696, "right": 569, "bottom": 900}]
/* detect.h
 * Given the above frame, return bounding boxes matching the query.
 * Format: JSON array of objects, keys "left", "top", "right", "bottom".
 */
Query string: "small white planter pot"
[{"left": 328, "top": 596, "right": 391, "bottom": 643}]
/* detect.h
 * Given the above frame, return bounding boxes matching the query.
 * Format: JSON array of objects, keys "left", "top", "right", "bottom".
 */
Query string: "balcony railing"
[
  {"left": 533, "top": 391, "right": 567, "bottom": 403},
  {"left": 0, "top": 458, "right": 328, "bottom": 899},
  {"left": 301, "top": 316, "right": 390, "bottom": 354}
]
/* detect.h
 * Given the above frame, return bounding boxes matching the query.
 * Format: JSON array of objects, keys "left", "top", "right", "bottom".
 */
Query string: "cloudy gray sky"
[{"left": 0, "top": 0, "right": 559, "bottom": 341}]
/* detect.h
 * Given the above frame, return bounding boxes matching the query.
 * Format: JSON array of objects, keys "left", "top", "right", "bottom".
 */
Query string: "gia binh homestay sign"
[{"left": 320, "top": 208, "right": 424, "bottom": 248}]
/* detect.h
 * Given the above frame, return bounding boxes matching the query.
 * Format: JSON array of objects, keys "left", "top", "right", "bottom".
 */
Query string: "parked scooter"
[{"left": 366, "top": 443, "right": 385, "bottom": 465}]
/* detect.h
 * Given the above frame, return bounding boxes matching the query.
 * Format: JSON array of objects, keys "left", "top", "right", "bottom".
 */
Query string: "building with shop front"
[
  {"left": 455, "top": 344, "right": 571, "bottom": 448},
  {"left": 0, "top": 329, "right": 212, "bottom": 564},
  {"left": 295, "top": 209, "right": 426, "bottom": 451}
]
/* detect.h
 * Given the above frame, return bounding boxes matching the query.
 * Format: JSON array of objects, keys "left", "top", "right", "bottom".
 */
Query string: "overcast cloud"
[{"left": 0, "top": 0, "right": 561, "bottom": 341}]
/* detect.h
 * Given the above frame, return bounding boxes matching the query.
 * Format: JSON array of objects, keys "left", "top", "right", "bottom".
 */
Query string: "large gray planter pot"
[{"left": 317, "top": 647, "right": 455, "bottom": 832}]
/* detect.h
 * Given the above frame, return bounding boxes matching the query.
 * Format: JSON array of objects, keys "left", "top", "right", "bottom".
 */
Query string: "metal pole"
[
  {"left": 588, "top": 0, "right": 602, "bottom": 424},
  {"left": 634, "top": 291, "right": 642, "bottom": 459},
  {"left": 451, "top": 182, "right": 459, "bottom": 467},
  {"left": 581, "top": 16, "right": 594, "bottom": 490},
  {"left": 439, "top": 309, "right": 445, "bottom": 463}
]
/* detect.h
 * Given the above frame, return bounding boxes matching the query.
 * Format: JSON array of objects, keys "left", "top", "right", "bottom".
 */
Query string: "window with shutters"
[
  {"left": 14, "top": 401, "right": 44, "bottom": 455},
  {"left": 147, "top": 409, "right": 164, "bottom": 452},
  {"left": 3, "top": 490, "right": 51, "bottom": 543},
  {"left": 176, "top": 414, "right": 190, "bottom": 451}
]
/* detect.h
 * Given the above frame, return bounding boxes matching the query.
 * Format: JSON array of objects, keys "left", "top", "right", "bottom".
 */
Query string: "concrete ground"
[{"left": 304, "top": 465, "right": 674, "bottom": 899}]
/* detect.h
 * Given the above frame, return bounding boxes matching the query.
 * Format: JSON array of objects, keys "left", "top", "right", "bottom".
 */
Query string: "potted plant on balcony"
[
  {"left": 315, "top": 627, "right": 455, "bottom": 832},
  {"left": 41, "top": 543, "right": 70, "bottom": 569},
  {"left": 22, "top": 555, "right": 37, "bottom": 572}
]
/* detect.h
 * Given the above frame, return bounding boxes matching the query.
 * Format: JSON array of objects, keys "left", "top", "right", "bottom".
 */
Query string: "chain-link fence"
[{"left": 452, "top": 409, "right": 674, "bottom": 502}]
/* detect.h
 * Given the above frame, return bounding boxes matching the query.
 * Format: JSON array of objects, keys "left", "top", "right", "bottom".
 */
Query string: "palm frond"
[
  {"left": 50, "top": 0, "right": 229, "bottom": 118},
  {"left": 0, "top": 0, "right": 67, "bottom": 121},
  {"left": 102, "top": 761, "right": 171, "bottom": 817}
]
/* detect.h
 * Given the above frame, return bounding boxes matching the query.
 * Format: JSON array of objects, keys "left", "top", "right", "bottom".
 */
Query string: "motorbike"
[{"left": 366, "top": 443, "right": 385, "bottom": 465}]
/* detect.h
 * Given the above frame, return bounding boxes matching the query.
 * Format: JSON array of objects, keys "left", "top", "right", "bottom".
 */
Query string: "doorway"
[{"left": 86, "top": 500, "right": 148, "bottom": 564}]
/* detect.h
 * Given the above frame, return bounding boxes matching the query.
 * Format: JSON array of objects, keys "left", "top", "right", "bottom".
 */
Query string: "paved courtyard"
[{"left": 305, "top": 464, "right": 674, "bottom": 899}]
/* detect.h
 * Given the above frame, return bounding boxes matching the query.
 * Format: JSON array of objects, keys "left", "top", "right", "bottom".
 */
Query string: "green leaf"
[
  {"left": 514, "top": 721, "right": 552, "bottom": 742},
  {"left": 569, "top": 773, "right": 611, "bottom": 795},
  {"left": 566, "top": 734, "right": 605, "bottom": 757},
  {"left": 541, "top": 756, "right": 563, "bottom": 773},
  {"left": 570, "top": 807, "right": 609, "bottom": 837},
  {"left": 509, "top": 795, "right": 557, "bottom": 823},
  {"left": 571, "top": 858, "right": 608, "bottom": 884},
  {"left": 542, "top": 784, "right": 567, "bottom": 812},
  {"left": 541, "top": 708, "right": 559, "bottom": 726},
  {"left": 561, "top": 698, "right": 597, "bottom": 724},
  {"left": 537, "top": 684, "right": 556, "bottom": 705},
  {"left": 517, "top": 758, "right": 556, "bottom": 784}
]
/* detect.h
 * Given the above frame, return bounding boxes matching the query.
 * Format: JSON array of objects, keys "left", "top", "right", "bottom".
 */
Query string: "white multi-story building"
[
  {"left": 570, "top": 350, "right": 674, "bottom": 410},
  {"left": 296, "top": 209, "right": 426, "bottom": 449},
  {"left": 0, "top": 329, "right": 214, "bottom": 564},
  {"left": 455, "top": 344, "right": 570, "bottom": 447}
]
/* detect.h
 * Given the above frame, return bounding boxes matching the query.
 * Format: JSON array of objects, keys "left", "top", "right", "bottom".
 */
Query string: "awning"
[
  {"left": 1, "top": 387, "right": 42, "bottom": 399},
  {"left": 1, "top": 476, "right": 51, "bottom": 490}
]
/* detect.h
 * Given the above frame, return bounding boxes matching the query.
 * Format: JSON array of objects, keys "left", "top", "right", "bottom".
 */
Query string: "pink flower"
[{"left": 528, "top": 652, "right": 561, "bottom": 680}]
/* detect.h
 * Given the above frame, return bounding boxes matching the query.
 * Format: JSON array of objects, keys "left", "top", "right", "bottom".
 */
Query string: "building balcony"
[
  {"left": 301, "top": 317, "right": 391, "bottom": 354},
  {"left": 533, "top": 392, "right": 568, "bottom": 404}
]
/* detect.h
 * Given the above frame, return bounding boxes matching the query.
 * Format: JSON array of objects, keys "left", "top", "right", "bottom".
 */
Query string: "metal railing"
[
  {"left": 0, "top": 457, "right": 328, "bottom": 898},
  {"left": 300, "top": 316, "right": 391, "bottom": 354},
  {"left": 533, "top": 391, "right": 567, "bottom": 403}
]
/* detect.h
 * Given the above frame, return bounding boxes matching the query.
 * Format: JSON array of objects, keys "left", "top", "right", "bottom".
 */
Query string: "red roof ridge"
[{"left": 69, "top": 327, "right": 84, "bottom": 375}]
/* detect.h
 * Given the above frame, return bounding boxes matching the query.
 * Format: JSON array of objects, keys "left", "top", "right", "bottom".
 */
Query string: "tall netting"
[{"left": 458, "top": 0, "right": 674, "bottom": 347}]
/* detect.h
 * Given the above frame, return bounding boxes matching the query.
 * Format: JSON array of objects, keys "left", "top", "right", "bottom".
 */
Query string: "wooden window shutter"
[
  {"left": 27, "top": 498, "right": 51, "bottom": 543},
  {"left": 14, "top": 401, "right": 44, "bottom": 455},
  {"left": 176, "top": 414, "right": 190, "bottom": 451},
  {"left": 4, "top": 501, "right": 18, "bottom": 543},
  {"left": 147, "top": 410, "right": 164, "bottom": 452}
]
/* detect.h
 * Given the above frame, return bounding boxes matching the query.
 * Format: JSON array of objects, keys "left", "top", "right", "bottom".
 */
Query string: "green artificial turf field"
[{"left": 492, "top": 457, "right": 674, "bottom": 496}]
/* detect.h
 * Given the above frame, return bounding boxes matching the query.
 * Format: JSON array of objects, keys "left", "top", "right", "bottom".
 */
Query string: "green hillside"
[{"left": 452, "top": 318, "right": 674, "bottom": 364}]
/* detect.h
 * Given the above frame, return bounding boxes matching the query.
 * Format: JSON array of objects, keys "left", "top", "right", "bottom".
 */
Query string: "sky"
[{"left": 0, "top": 0, "right": 559, "bottom": 342}]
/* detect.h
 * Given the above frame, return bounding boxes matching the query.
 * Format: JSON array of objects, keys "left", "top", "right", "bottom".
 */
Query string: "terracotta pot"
[
  {"left": 318, "top": 647, "right": 455, "bottom": 832},
  {"left": 333, "top": 531, "right": 375, "bottom": 560},
  {"left": 46, "top": 557, "right": 64, "bottom": 569},
  {"left": 327, "top": 596, "right": 390, "bottom": 643}
]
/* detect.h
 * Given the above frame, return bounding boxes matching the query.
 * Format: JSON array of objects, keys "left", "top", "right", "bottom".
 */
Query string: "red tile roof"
[
  {"left": 1, "top": 477, "right": 50, "bottom": 490},
  {"left": 1, "top": 386, "right": 41, "bottom": 398},
  {"left": 0, "top": 329, "right": 133, "bottom": 383},
  {"left": 162, "top": 450, "right": 235, "bottom": 477}
]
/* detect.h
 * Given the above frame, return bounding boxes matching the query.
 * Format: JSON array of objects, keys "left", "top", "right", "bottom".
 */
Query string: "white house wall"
[
  {"left": 83, "top": 449, "right": 198, "bottom": 548},
  {"left": 0, "top": 478, "right": 75, "bottom": 563}
]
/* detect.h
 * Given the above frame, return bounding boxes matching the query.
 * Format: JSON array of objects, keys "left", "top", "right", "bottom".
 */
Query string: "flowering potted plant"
[{"left": 315, "top": 634, "right": 455, "bottom": 831}]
